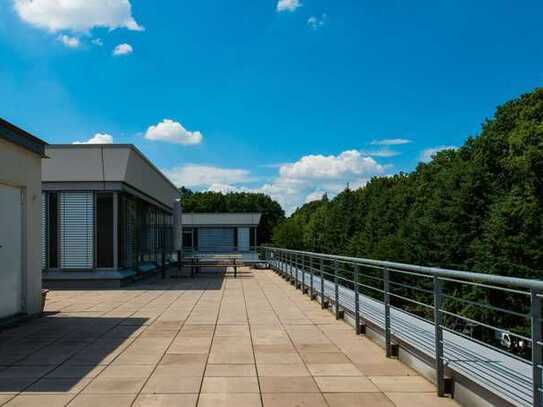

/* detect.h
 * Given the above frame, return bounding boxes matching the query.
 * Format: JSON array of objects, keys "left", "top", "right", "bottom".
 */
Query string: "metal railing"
[{"left": 259, "top": 247, "right": 543, "bottom": 407}]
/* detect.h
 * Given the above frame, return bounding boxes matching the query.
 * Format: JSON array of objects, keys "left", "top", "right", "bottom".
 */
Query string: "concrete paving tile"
[
  {"left": 160, "top": 353, "right": 207, "bottom": 366},
  {"left": 83, "top": 377, "right": 146, "bottom": 394},
  {"left": 261, "top": 393, "right": 328, "bottom": 407},
  {"left": 68, "top": 394, "right": 136, "bottom": 407},
  {"left": 46, "top": 365, "right": 106, "bottom": 379},
  {"left": 201, "top": 377, "right": 259, "bottom": 393},
  {"left": 252, "top": 344, "right": 296, "bottom": 353},
  {"left": 0, "top": 366, "right": 55, "bottom": 378},
  {"left": 99, "top": 365, "right": 154, "bottom": 378},
  {"left": 259, "top": 376, "right": 319, "bottom": 393},
  {"left": 255, "top": 352, "right": 303, "bottom": 364},
  {"left": 369, "top": 376, "right": 436, "bottom": 393},
  {"left": 323, "top": 393, "right": 395, "bottom": 407},
  {"left": 4, "top": 395, "right": 73, "bottom": 406},
  {"left": 307, "top": 363, "right": 363, "bottom": 376},
  {"left": 0, "top": 395, "right": 16, "bottom": 404},
  {"left": 142, "top": 375, "right": 201, "bottom": 394},
  {"left": 314, "top": 376, "right": 379, "bottom": 393},
  {"left": 296, "top": 344, "right": 339, "bottom": 353},
  {"left": 132, "top": 394, "right": 198, "bottom": 407},
  {"left": 258, "top": 364, "right": 310, "bottom": 377},
  {"left": 214, "top": 325, "right": 250, "bottom": 337},
  {"left": 208, "top": 351, "right": 254, "bottom": 364},
  {"left": 197, "top": 393, "right": 262, "bottom": 407},
  {"left": 205, "top": 364, "right": 257, "bottom": 377},
  {"left": 385, "top": 392, "right": 459, "bottom": 406},
  {"left": 300, "top": 352, "right": 351, "bottom": 364},
  {"left": 23, "top": 377, "right": 91, "bottom": 394},
  {"left": 0, "top": 378, "right": 36, "bottom": 393},
  {"left": 355, "top": 361, "right": 416, "bottom": 376}
]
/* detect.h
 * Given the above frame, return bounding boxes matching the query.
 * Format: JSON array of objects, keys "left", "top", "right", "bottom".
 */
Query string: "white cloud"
[
  {"left": 360, "top": 148, "right": 399, "bottom": 158},
  {"left": 305, "top": 190, "right": 326, "bottom": 203},
  {"left": 73, "top": 133, "right": 113, "bottom": 144},
  {"left": 164, "top": 165, "right": 251, "bottom": 187},
  {"left": 307, "top": 13, "right": 326, "bottom": 30},
  {"left": 164, "top": 149, "right": 385, "bottom": 215},
  {"left": 145, "top": 119, "right": 203, "bottom": 145},
  {"left": 371, "top": 138, "right": 412, "bottom": 146},
  {"left": 112, "top": 43, "right": 133, "bottom": 56},
  {"left": 280, "top": 150, "right": 383, "bottom": 180},
  {"left": 420, "top": 145, "right": 457, "bottom": 162},
  {"left": 57, "top": 34, "right": 80, "bottom": 48},
  {"left": 91, "top": 38, "right": 103, "bottom": 46},
  {"left": 276, "top": 0, "right": 301, "bottom": 12},
  {"left": 13, "top": 0, "right": 143, "bottom": 33}
]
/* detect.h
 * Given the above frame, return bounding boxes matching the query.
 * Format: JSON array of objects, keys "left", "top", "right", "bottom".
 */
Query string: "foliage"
[
  {"left": 271, "top": 88, "right": 543, "bottom": 340},
  {"left": 180, "top": 190, "right": 284, "bottom": 243}
]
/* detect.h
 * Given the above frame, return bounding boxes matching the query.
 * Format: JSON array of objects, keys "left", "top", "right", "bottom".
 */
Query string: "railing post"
[
  {"left": 295, "top": 253, "right": 300, "bottom": 288},
  {"left": 321, "top": 258, "right": 326, "bottom": 309},
  {"left": 302, "top": 254, "right": 306, "bottom": 293},
  {"left": 434, "top": 276, "right": 445, "bottom": 397},
  {"left": 289, "top": 253, "right": 293, "bottom": 281},
  {"left": 531, "top": 289, "right": 542, "bottom": 407},
  {"left": 355, "top": 265, "right": 361, "bottom": 335},
  {"left": 310, "top": 256, "right": 314, "bottom": 299},
  {"left": 384, "top": 267, "right": 392, "bottom": 357},
  {"left": 335, "top": 260, "right": 340, "bottom": 319}
]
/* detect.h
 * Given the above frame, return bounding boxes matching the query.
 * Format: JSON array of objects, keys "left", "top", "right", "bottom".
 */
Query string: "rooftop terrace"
[{"left": 0, "top": 268, "right": 457, "bottom": 407}]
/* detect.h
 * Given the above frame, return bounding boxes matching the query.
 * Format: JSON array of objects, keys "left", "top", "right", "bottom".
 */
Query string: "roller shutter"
[
  {"left": 41, "top": 192, "right": 47, "bottom": 269},
  {"left": 60, "top": 192, "right": 94, "bottom": 269},
  {"left": 198, "top": 228, "right": 235, "bottom": 252}
]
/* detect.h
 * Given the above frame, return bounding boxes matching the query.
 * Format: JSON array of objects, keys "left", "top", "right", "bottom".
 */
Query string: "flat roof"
[
  {"left": 183, "top": 213, "right": 262, "bottom": 226},
  {"left": 43, "top": 144, "right": 179, "bottom": 209},
  {"left": 0, "top": 118, "right": 47, "bottom": 156}
]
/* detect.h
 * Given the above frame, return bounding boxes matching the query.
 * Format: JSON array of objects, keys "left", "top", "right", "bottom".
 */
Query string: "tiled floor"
[{"left": 0, "top": 269, "right": 460, "bottom": 407}]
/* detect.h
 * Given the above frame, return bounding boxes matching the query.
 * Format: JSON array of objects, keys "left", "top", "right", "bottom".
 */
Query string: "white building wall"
[{"left": 0, "top": 138, "right": 43, "bottom": 317}]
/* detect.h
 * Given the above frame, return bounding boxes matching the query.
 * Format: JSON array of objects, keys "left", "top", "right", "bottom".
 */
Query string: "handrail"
[
  {"left": 259, "top": 246, "right": 543, "bottom": 407},
  {"left": 263, "top": 246, "right": 543, "bottom": 291}
]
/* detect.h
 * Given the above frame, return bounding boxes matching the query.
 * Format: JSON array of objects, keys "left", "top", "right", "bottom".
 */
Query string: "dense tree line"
[
  {"left": 273, "top": 88, "right": 543, "bottom": 279},
  {"left": 272, "top": 88, "right": 543, "bottom": 341},
  {"left": 180, "top": 189, "right": 284, "bottom": 244}
]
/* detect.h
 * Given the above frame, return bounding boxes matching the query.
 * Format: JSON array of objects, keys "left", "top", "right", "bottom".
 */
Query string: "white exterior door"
[
  {"left": 237, "top": 228, "right": 250, "bottom": 252},
  {"left": 0, "top": 183, "right": 23, "bottom": 319}
]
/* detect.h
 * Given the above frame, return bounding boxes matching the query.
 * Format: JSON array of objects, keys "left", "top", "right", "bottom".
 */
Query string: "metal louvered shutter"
[
  {"left": 41, "top": 192, "right": 47, "bottom": 269},
  {"left": 198, "top": 228, "right": 235, "bottom": 252},
  {"left": 60, "top": 192, "right": 94, "bottom": 269}
]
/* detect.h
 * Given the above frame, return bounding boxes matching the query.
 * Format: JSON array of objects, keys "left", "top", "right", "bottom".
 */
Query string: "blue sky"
[{"left": 1, "top": 0, "right": 543, "bottom": 213}]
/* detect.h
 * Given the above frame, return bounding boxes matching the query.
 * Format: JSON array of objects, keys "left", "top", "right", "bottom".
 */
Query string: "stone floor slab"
[{"left": 0, "top": 269, "right": 460, "bottom": 407}]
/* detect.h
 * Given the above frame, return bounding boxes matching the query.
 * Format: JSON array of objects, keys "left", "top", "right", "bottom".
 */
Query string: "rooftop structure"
[
  {"left": 182, "top": 212, "right": 261, "bottom": 255},
  {"left": 41, "top": 144, "right": 180, "bottom": 288},
  {"left": 0, "top": 118, "right": 47, "bottom": 323}
]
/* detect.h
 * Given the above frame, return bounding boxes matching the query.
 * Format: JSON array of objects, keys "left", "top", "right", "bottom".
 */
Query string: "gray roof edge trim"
[
  {"left": 0, "top": 118, "right": 47, "bottom": 156},
  {"left": 46, "top": 144, "right": 179, "bottom": 193}
]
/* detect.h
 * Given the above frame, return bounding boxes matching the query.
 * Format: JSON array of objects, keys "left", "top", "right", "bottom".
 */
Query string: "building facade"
[
  {"left": 0, "top": 118, "right": 47, "bottom": 321},
  {"left": 182, "top": 213, "right": 261, "bottom": 254},
  {"left": 41, "top": 144, "right": 180, "bottom": 287}
]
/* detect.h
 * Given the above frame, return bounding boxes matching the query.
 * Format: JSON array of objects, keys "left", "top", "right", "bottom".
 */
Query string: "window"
[
  {"left": 47, "top": 192, "right": 59, "bottom": 268},
  {"left": 183, "top": 228, "right": 193, "bottom": 249},
  {"left": 96, "top": 193, "right": 114, "bottom": 268}
]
